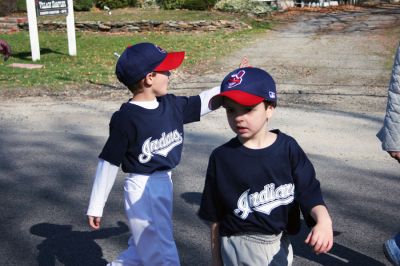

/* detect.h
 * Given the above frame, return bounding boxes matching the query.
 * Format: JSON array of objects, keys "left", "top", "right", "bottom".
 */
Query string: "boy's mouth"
[{"left": 237, "top": 126, "right": 248, "bottom": 133}]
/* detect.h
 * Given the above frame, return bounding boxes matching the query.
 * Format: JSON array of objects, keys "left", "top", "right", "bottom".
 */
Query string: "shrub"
[
  {"left": 157, "top": 0, "right": 216, "bottom": 10},
  {"left": 182, "top": 0, "right": 217, "bottom": 10},
  {"left": 138, "top": 0, "right": 159, "bottom": 8},
  {"left": 16, "top": 0, "right": 26, "bottom": 12},
  {"left": 96, "top": 0, "right": 130, "bottom": 9},
  {"left": 74, "top": 0, "right": 94, "bottom": 11},
  {"left": 215, "top": 0, "right": 273, "bottom": 14},
  {"left": 157, "top": 0, "right": 185, "bottom": 9},
  {"left": 128, "top": 0, "right": 138, "bottom": 6}
]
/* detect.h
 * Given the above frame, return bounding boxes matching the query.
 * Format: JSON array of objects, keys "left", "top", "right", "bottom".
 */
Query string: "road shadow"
[
  {"left": 290, "top": 221, "right": 385, "bottom": 265},
  {"left": 30, "top": 221, "right": 129, "bottom": 266},
  {"left": 181, "top": 191, "right": 202, "bottom": 206}
]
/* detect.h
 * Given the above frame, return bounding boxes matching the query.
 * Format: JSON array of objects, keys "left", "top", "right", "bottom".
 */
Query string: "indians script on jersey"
[
  {"left": 234, "top": 183, "right": 295, "bottom": 219},
  {"left": 138, "top": 130, "right": 183, "bottom": 163}
]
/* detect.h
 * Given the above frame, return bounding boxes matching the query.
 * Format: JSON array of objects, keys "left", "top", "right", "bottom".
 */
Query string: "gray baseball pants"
[{"left": 221, "top": 232, "right": 293, "bottom": 266}]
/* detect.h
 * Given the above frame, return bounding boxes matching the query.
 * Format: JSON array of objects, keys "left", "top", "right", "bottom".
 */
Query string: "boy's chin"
[
  {"left": 155, "top": 92, "right": 168, "bottom": 97},
  {"left": 237, "top": 134, "right": 251, "bottom": 142}
]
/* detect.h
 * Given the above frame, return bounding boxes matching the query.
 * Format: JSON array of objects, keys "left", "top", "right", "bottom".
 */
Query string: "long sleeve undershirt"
[
  {"left": 87, "top": 159, "right": 119, "bottom": 217},
  {"left": 87, "top": 86, "right": 220, "bottom": 217}
]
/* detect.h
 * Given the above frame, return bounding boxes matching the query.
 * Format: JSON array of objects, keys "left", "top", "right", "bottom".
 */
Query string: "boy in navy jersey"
[
  {"left": 86, "top": 42, "right": 225, "bottom": 265},
  {"left": 198, "top": 67, "right": 333, "bottom": 266}
]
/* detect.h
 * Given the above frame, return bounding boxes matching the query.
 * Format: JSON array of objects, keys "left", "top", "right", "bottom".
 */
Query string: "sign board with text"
[
  {"left": 36, "top": 0, "right": 68, "bottom": 16},
  {"left": 26, "top": 0, "right": 76, "bottom": 61}
]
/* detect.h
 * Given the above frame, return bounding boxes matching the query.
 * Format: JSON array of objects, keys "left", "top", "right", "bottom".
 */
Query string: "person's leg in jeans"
[{"left": 384, "top": 232, "right": 400, "bottom": 266}]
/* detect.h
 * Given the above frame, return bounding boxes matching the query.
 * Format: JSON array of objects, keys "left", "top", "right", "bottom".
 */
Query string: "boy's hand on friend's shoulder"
[
  {"left": 88, "top": 215, "right": 101, "bottom": 230},
  {"left": 305, "top": 219, "right": 333, "bottom": 254},
  {"left": 239, "top": 57, "right": 250, "bottom": 68}
]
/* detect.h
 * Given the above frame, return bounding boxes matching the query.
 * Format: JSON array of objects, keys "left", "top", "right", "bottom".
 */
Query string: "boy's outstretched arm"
[
  {"left": 210, "top": 222, "right": 223, "bottom": 266},
  {"left": 305, "top": 205, "right": 333, "bottom": 254},
  {"left": 199, "top": 86, "right": 221, "bottom": 116}
]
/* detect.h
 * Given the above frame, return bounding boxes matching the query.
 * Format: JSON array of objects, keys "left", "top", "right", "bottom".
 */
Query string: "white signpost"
[
  {"left": 66, "top": 0, "right": 77, "bottom": 56},
  {"left": 26, "top": 0, "right": 40, "bottom": 61},
  {"left": 25, "top": 0, "right": 76, "bottom": 61}
]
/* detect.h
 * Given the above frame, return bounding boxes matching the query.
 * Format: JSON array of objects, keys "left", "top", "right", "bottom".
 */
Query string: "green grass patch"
[
  {"left": 37, "top": 8, "right": 249, "bottom": 23},
  {"left": 1, "top": 9, "right": 272, "bottom": 90}
]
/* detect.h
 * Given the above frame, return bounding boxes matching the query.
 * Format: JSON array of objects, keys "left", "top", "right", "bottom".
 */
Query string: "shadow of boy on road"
[{"left": 30, "top": 221, "right": 129, "bottom": 266}]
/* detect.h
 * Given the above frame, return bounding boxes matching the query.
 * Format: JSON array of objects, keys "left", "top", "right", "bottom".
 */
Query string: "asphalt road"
[{"left": 1, "top": 5, "right": 400, "bottom": 266}]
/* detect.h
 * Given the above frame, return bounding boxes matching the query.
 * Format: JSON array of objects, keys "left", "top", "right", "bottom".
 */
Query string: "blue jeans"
[{"left": 384, "top": 232, "right": 400, "bottom": 266}]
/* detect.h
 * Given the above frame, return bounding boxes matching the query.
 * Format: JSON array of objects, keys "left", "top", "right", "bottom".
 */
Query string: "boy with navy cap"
[
  {"left": 86, "top": 42, "right": 224, "bottom": 265},
  {"left": 198, "top": 67, "right": 333, "bottom": 265}
]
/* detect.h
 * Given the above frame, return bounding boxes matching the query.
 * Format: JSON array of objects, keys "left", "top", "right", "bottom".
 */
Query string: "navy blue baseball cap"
[
  {"left": 209, "top": 67, "right": 277, "bottom": 110},
  {"left": 115, "top": 42, "right": 185, "bottom": 87}
]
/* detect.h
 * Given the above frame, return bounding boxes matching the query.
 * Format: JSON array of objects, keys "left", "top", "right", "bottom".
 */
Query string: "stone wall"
[
  {"left": 18, "top": 20, "right": 251, "bottom": 32},
  {"left": 0, "top": 17, "right": 27, "bottom": 33}
]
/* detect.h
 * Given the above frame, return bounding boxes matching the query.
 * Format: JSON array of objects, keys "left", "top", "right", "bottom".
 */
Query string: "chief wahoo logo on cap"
[{"left": 228, "top": 70, "right": 245, "bottom": 88}]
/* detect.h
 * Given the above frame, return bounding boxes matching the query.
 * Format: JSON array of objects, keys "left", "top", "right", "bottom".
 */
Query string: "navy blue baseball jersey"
[
  {"left": 99, "top": 94, "right": 201, "bottom": 174},
  {"left": 198, "top": 130, "right": 325, "bottom": 236}
]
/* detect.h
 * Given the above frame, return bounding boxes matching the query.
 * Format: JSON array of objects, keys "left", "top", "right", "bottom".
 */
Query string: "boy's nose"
[{"left": 235, "top": 114, "right": 244, "bottom": 122}]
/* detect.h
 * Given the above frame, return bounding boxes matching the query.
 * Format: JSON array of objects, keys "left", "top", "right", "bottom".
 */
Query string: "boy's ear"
[
  {"left": 144, "top": 72, "right": 155, "bottom": 86},
  {"left": 266, "top": 105, "right": 275, "bottom": 119}
]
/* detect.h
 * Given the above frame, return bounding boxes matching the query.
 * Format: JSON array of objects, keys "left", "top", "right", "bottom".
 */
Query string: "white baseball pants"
[{"left": 108, "top": 171, "right": 180, "bottom": 266}]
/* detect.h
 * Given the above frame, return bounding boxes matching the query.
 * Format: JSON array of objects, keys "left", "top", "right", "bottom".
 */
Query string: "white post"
[
  {"left": 66, "top": 0, "right": 77, "bottom": 56},
  {"left": 25, "top": 0, "right": 40, "bottom": 61}
]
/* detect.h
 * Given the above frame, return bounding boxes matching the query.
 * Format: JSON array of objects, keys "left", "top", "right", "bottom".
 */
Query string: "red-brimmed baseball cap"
[
  {"left": 116, "top": 42, "right": 185, "bottom": 87},
  {"left": 209, "top": 67, "right": 277, "bottom": 110}
]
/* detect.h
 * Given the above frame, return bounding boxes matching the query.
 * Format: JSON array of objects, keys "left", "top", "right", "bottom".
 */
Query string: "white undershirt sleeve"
[
  {"left": 87, "top": 159, "right": 119, "bottom": 217},
  {"left": 199, "top": 86, "right": 220, "bottom": 116}
]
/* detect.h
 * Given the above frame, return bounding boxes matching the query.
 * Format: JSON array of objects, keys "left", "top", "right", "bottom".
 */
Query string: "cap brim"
[
  {"left": 209, "top": 90, "right": 265, "bottom": 110},
  {"left": 154, "top": 51, "right": 185, "bottom": 71}
]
